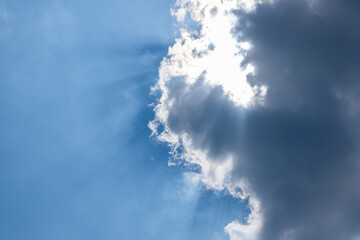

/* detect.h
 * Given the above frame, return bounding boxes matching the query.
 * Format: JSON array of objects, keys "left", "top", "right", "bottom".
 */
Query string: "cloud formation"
[{"left": 150, "top": 0, "right": 360, "bottom": 239}]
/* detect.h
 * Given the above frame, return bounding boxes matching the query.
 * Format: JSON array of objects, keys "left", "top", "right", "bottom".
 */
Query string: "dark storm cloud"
[
  {"left": 232, "top": 0, "right": 360, "bottom": 239},
  {"left": 153, "top": 0, "right": 360, "bottom": 239}
]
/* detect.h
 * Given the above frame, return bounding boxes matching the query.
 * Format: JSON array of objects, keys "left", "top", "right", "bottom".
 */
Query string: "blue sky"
[
  {"left": 0, "top": 0, "right": 249, "bottom": 239},
  {"left": 2, "top": 0, "right": 360, "bottom": 240}
]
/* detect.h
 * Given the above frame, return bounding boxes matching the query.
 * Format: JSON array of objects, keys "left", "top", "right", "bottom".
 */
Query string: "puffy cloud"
[{"left": 150, "top": 0, "right": 360, "bottom": 239}]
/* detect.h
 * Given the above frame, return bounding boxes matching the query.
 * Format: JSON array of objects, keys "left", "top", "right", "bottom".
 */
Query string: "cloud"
[{"left": 150, "top": 0, "right": 360, "bottom": 239}]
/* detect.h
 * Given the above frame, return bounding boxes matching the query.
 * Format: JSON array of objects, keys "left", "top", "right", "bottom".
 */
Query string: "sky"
[
  {"left": 1, "top": 0, "right": 360, "bottom": 240},
  {"left": 0, "top": 0, "right": 248, "bottom": 239}
]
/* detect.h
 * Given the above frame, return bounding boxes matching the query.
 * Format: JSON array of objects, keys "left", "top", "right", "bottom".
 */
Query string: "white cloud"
[
  {"left": 150, "top": 0, "right": 267, "bottom": 239},
  {"left": 151, "top": 0, "right": 360, "bottom": 239}
]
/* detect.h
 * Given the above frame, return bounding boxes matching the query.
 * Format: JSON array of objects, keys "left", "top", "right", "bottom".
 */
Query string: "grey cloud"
[
  {"left": 234, "top": 0, "right": 360, "bottom": 239},
  {"left": 155, "top": 0, "right": 360, "bottom": 239}
]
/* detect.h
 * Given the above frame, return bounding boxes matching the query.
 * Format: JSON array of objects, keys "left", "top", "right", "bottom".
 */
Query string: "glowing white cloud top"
[
  {"left": 150, "top": 0, "right": 267, "bottom": 239},
  {"left": 165, "top": 0, "right": 267, "bottom": 107}
]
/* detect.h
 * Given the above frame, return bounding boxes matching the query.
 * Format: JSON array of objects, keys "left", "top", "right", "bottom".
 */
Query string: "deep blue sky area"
[{"left": 0, "top": 1, "right": 247, "bottom": 239}]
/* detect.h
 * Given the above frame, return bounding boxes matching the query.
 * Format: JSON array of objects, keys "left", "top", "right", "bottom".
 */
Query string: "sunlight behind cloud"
[
  {"left": 150, "top": 0, "right": 267, "bottom": 239},
  {"left": 164, "top": 0, "right": 267, "bottom": 107},
  {"left": 151, "top": 0, "right": 360, "bottom": 239}
]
